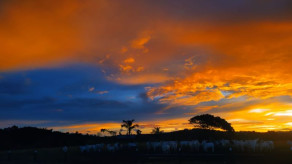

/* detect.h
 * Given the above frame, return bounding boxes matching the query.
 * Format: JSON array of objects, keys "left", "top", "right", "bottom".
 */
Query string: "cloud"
[
  {"left": 124, "top": 58, "right": 135, "bottom": 64},
  {"left": 131, "top": 35, "right": 151, "bottom": 53},
  {"left": 113, "top": 74, "right": 171, "bottom": 85},
  {"left": 1, "top": 0, "right": 292, "bottom": 132},
  {"left": 97, "top": 91, "right": 109, "bottom": 95},
  {"left": 88, "top": 87, "right": 95, "bottom": 92},
  {"left": 0, "top": 66, "right": 183, "bottom": 128}
]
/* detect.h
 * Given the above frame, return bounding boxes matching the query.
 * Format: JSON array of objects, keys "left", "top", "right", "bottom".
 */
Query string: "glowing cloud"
[{"left": 1, "top": 0, "right": 292, "bottom": 132}]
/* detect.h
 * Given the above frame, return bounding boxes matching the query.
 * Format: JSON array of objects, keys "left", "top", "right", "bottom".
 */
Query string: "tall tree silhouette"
[
  {"left": 121, "top": 119, "right": 139, "bottom": 135},
  {"left": 189, "top": 114, "right": 234, "bottom": 132}
]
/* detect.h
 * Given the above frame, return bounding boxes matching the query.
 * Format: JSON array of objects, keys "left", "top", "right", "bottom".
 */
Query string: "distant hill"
[{"left": 0, "top": 126, "right": 100, "bottom": 150}]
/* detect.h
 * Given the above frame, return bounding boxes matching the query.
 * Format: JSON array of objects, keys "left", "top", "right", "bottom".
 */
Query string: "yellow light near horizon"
[
  {"left": 274, "top": 110, "right": 292, "bottom": 116},
  {"left": 248, "top": 108, "right": 270, "bottom": 113},
  {"left": 285, "top": 122, "right": 292, "bottom": 126}
]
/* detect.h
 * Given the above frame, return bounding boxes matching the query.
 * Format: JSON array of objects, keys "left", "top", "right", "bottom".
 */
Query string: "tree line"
[
  {"left": 101, "top": 114, "right": 234, "bottom": 136},
  {"left": 2, "top": 114, "right": 292, "bottom": 151}
]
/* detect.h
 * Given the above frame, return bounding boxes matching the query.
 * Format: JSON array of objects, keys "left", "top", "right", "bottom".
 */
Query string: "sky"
[{"left": 1, "top": 0, "right": 292, "bottom": 134}]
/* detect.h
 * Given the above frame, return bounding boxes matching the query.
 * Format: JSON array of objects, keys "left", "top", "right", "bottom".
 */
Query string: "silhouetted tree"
[
  {"left": 189, "top": 114, "right": 234, "bottom": 132},
  {"left": 119, "top": 129, "right": 123, "bottom": 135},
  {"left": 151, "top": 127, "right": 164, "bottom": 134},
  {"left": 11, "top": 125, "right": 18, "bottom": 130},
  {"left": 96, "top": 132, "right": 102, "bottom": 137},
  {"left": 136, "top": 129, "right": 142, "bottom": 135},
  {"left": 100, "top": 129, "right": 117, "bottom": 136},
  {"left": 100, "top": 129, "right": 107, "bottom": 134},
  {"left": 121, "top": 119, "right": 139, "bottom": 135},
  {"left": 108, "top": 131, "right": 117, "bottom": 136}
]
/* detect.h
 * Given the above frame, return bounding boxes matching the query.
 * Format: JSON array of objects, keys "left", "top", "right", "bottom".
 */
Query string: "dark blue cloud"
[
  {"left": 146, "top": 0, "right": 292, "bottom": 22},
  {"left": 2, "top": 64, "right": 290, "bottom": 128},
  {"left": 0, "top": 65, "right": 186, "bottom": 127},
  {"left": 0, "top": 74, "right": 31, "bottom": 95}
]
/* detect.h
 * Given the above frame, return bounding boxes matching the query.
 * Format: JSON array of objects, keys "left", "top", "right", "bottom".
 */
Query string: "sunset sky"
[{"left": 1, "top": 0, "right": 292, "bottom": 134}]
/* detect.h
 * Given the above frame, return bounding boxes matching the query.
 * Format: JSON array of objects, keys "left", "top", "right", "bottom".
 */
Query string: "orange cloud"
[
  {"left": 131, "top": 35, "right": 151, "bottom": 53},
  {"left": 217, "top": 102, "right": 292, "bottom": 132},
  {"left": 2, "top": 0, "right": 292, "bottom": 132},
  {"left": 0, "top": 0, "right": 88, "bottom": 71},
  {"left": 124, "top": 57, "right": 135, "bottom": 63},
  {"left": 48, "top": 100, "right": 292, "bottom": 134},
  {"left": 112, "top": 73, "right": 170, "bottom": 85}
]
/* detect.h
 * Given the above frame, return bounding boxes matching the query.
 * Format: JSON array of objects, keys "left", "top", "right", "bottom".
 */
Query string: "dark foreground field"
[
  {"left": 1, "top": 147, "right": 292, "bottom": 164},
  {"left": 2, "top": 127, "right": 292, "bottom": 163}
]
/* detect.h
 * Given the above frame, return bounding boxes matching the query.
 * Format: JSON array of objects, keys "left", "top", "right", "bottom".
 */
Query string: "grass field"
[{"left": 1, "top": 141, "right": 292, "bottom": 164}]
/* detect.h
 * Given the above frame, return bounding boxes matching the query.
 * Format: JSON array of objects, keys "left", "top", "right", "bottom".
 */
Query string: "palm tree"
[
  {"left": 121, "top": 119, "right": 139, "bottom": 135},
  {"left": 151, "top": 127, "right": 163, "bottom": 134}
]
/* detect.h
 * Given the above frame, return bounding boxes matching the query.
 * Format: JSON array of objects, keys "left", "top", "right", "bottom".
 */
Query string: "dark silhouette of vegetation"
[
  {"left": 121, "top": 119, "right": 139, "bottom": 135},
  {"left": 1, "top": 125, "right": 292, "bottom": 151},
  {"left": 151, "top": 127, "right": 164, "bottom": 134},
  {"left": 0, "top": 126, "right": 101, "bottom": 151},
  {"left": 189, "top": 114, "right": 234, "bottom": 132},
  {"left": 119, "top": 129, "right": 124, "bottom": 135},
  {"left": 100, "top": 128, "right": 107, "bottom": 133},
  {"left": 136, "top": 129, "right": 142, "bottom": 135},
  {"left": 100, "top": 129, "right": 117, "bottom": 136}
]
